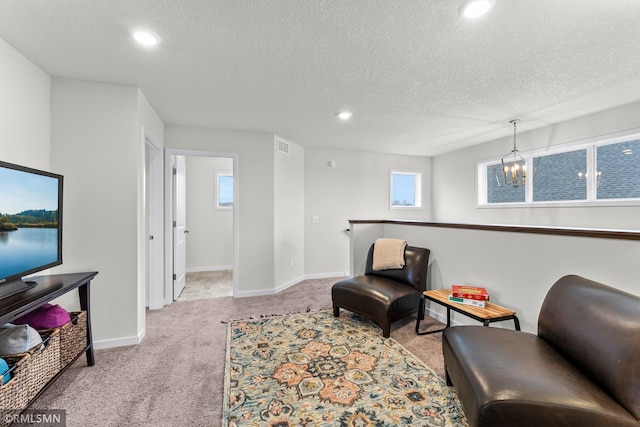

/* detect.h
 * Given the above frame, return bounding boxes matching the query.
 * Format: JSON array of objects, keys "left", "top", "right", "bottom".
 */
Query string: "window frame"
[
  {"left": 476, "top": 128, "right": 640, "bottom": 208},
  {"left": 390, "top": 169, "right": 423, "bottom": 210},
  {"left": 215, "top": 172, "right": 234, "bottom": 210}
]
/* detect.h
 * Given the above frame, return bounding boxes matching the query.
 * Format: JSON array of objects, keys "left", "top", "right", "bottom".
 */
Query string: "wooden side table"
[{"left": 416, "top": 288, "right": 520, "bottom": 335}]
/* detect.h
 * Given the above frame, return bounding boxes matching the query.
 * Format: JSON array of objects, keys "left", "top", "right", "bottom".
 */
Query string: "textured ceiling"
[{"left": 1, "top": 1, "right": 639, "bottom": 156}]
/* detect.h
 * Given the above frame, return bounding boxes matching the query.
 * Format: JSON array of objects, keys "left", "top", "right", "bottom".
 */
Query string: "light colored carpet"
[{"left": 30, "top": 277, "right": 446, "bottom": 426}]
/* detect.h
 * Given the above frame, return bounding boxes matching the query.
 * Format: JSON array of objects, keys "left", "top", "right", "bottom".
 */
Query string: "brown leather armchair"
[
  {"left": 332, "top": 244, "right": 430, "bottom": 337},
  {"left": 443, "top": 275, "right": 640, "bottom": 427}
]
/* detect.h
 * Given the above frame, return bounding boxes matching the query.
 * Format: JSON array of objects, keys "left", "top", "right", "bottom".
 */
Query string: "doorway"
[
  {"left": 177, "top": 155, "right": 234, "bottom": 301},
  {"left": 164, "top": 149, "right": 238, "bottom": 304}
]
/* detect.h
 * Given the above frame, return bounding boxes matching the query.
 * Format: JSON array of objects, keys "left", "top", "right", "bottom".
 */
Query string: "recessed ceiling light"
[
  {"left": 459, "top": 0, "right": 495, "bottom": 19},
  {"left": 338, "top": 111, "right": 353, "bottom": 121},
  {"left": 132, "top": 29, "right": 161, "bottom": 47}
]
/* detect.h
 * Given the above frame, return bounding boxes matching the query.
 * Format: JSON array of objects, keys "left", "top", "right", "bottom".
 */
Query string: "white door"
[
  {"left": 173, "top": 155, "right": 187, "bottom": 300},
  {"left": 145, "top": 138, "right": 164, "bottom": 309}
]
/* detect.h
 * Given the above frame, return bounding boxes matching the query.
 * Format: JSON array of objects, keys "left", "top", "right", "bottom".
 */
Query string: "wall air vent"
[{"left": 276, "top": 137, "right": 290, "bottom": 154}]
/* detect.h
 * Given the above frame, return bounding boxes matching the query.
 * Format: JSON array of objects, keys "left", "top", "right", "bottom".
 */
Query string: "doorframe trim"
[
  {"left": 144, "top": 133, "right": 165, "bottom": 310},
  {"left": 163, "top": 148, "right": 239, "bottom": 305}
]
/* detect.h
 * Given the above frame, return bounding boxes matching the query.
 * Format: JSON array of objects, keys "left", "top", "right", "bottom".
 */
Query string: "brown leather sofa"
[
  {"left": 443, "top": 275, "right": 640, "bottom": 427},
  {"left": 332, "top": 244, "right": 430, "bottom": 337}
]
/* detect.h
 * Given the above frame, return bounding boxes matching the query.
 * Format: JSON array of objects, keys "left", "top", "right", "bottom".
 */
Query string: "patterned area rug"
[{"left": 223, "top": 310, "right": 468, "bottom": 426}]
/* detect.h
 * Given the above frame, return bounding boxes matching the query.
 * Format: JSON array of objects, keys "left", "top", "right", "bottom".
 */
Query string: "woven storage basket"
[
  {"left": 24, "top": 329, "right": 61, "bottom": 392},
  {"left": 0, "top": 329, "right": 61, "bottom": 420},
  {"left": 0, "top": 353, "right": 34, "bottom": 418},
  {"left": 60, "top": 311, "right": 87, "bottom": 367}
]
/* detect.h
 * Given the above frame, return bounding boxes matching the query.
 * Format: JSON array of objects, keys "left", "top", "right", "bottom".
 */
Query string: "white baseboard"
[
  {"left": 94, "top": 329, "right": 146, "bottom": 350},
  {"left": 234, "top": 275, "right": 305, "bottom": 298},
  {"left": 425, "top": 306, "right": 446, "bottom": 325},
  {"left": 186, "top": 265, "right": 233, "bottom": 273},
  {"left": 234, "top": 288, "right": 276, "bottom": 298},
  {"left": 233, "top": 272, "right": 348, "bottom": 298},
  {"left": 304, "top": 271, "right": 349, "bottom": 280},
  {"left": 275, "top": 275, "right": 305, "bottom": 293},
  {"left": 424, "top": 306, "right": 467, "bottom": 328}
]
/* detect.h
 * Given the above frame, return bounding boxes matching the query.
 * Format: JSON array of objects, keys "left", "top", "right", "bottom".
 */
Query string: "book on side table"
[
  {"left": 449, "top": 285, "right": 490, "bottom": 308},
  {"left": 451, "top": 285, "right": 490, "bottom": 301},
  {"left": 448, "top": 293, "right": 486, "bottom": 308}
]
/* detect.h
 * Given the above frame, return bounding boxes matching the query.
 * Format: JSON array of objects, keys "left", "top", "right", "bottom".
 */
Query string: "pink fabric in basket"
[{"left": 13, "top": 303, "right": 71, "bottom": 329}]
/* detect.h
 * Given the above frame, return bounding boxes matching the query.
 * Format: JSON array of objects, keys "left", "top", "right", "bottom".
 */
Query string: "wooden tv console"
[{"left": 0, "top": 271, "right": 98, "bottom": 406}]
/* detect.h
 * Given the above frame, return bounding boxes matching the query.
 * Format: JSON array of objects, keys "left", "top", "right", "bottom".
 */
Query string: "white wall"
[
  {"left": 138, "top": 92, "right": 165, "bottom": 149},
  {"left": 0, "top": 37, "right": 167, "bottom": 348},
  {"left": 136, "top": 90, "right": 165, "bottom": 335},
  {"left": 274, "top": 137, "right": 305, "bottom": 289},
  {"left": 432, "top": 100, "right": 640, "bottom": 230},
  {"left": 0, "top": 37, "right": 51, "bottom": 169},
  {"left": 51, "top": 79, "right": 138, "bottom": 344},
  {"left": 185, "top": 156, "right": 233, "bottom": 271},
  {"left": 304, "top": 147, "right": 432, "bottom": 276},
  {"left": 165, "top": 126, "right": 275, "bottom": 296},
  {"left": 51, "top": 79, "right": 164, "bottom": 348},
  {"left": 348, "top": 103, "right": 640, "bottom": 333},
  {"left": 350, "top": 222, "right": 640, "bottom": 333}
]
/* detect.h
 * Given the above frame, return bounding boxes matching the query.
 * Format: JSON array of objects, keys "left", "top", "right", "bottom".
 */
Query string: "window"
[
  {"left": 390, "top": 170, "right": 422, "bottom": 209},
  {"left": 596, "top": 139, "right": 640, "bottom": 200},
  {"left": 486, "top": 164, "right": 525, "bottom": 204},
  {"left": 216, "top": 173, "right": 233, "bottom": 209},
  {"left": 477, "top": 130, "right": 640, "bottom": 207},
  {"left": 532, "top": 149, "right": 587, "bottom": 202}
]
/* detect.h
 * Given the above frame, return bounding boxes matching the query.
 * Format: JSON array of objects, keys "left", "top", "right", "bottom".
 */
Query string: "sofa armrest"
[{"left": 538, "top": 275, "right": 640, "bottom": 419}]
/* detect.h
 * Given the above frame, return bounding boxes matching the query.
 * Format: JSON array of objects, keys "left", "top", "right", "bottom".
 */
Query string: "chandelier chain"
[{"left": 509, "top": 119, "right": 520, "bottom": 152}]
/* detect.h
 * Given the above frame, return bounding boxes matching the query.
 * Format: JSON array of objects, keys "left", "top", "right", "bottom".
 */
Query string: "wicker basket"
[
  {"left": 60, "top": 311, "right": 87, "bottom": 367},
  {"left": 0, "top": 353, "right": 34, "bottom": 416},
  {"left": 25, "top": 329, "right": 61, "bottom": 391},
  {"left": 0, "top": 329, "right": 61, "bottom": 419}
]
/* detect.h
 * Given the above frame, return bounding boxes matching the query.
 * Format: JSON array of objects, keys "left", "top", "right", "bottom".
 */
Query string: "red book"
[{"left": 451, "top": 285, "right": 490, "bottom": 301}]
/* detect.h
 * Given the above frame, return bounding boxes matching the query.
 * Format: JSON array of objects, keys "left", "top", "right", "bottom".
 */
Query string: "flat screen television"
[{"left": 0, "top": 160, "right": 63, "bottom": 300}]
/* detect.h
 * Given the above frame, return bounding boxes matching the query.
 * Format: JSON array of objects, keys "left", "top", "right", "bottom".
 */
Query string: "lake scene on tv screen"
[{"left": 0, "top": 166, "right": 59, "bottom": 280}]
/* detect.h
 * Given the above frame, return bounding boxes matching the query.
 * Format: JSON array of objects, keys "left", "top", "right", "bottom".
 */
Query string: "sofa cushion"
[
  {"left": 443, "top": 326, "right": 638, "bottom": 427},
  {"left": 331, "top": 275, "right": 421, "bottom": 320},
  {"left": 538, "top": 275, "right": 640, "bottom": 419}
]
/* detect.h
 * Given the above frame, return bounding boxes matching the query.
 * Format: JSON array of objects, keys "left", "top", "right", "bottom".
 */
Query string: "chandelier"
[{"left": 501, "top": 119, "right": 526, "bottom": 187}]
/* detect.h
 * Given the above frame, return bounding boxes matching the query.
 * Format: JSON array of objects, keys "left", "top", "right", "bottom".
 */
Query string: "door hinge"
[
  {"left": 173, "top": 168, "right": 177, "bottom": 175},
  {"left": 173, "top": 274, "right": 176, "bottom": 280},
  {"left": 173, "top": 221, "right": 176, "bottom": 227}
]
